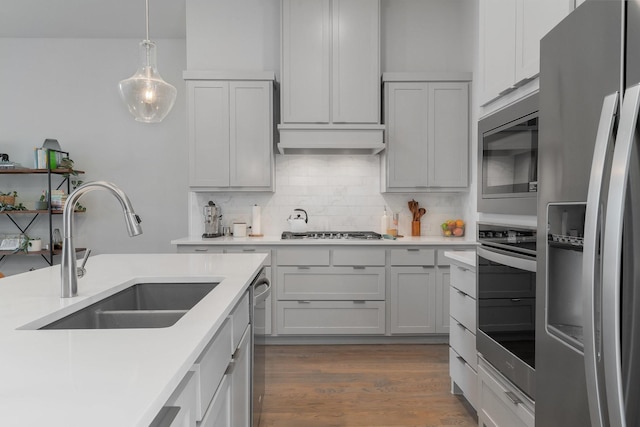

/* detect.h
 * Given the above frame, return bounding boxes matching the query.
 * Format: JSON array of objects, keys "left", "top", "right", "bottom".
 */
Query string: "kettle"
[{"left": 287, "top": 208, "right": 308, "bottom": 233}]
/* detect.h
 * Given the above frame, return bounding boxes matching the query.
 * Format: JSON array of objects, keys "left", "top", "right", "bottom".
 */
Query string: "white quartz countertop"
[
  {"left": 444, "top": 250, "right": 476, "bottom": 267},
  {"left": 172, "top": 235, "right": 477, "bottom": 246},
  {"left": 0, "top": 253, "right": 267, "bottom": 427}
]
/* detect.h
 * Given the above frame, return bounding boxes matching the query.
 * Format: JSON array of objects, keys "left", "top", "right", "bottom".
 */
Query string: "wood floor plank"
[{"left": 260, "top": 344, "right": 477, "bottom": 427}]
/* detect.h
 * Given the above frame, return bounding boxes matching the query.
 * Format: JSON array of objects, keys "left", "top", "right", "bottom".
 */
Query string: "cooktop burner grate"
[{"left": 281, "top": 231, "right": 382, "bottom": 240}]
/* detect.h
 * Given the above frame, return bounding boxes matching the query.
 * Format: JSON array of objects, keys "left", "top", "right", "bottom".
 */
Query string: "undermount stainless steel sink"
[{"left": 40, "top": 282, "right": 218, "bottom": 330}]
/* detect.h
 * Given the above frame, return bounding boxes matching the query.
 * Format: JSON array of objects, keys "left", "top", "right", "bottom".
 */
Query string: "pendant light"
[{"left": 118, "top": 0, "right": 177, "bottom": 123}]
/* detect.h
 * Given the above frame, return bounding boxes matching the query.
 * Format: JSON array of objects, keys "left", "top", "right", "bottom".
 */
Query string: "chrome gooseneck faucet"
[{"left": 61, "top": 181, "right": 143, "bottom": 298}]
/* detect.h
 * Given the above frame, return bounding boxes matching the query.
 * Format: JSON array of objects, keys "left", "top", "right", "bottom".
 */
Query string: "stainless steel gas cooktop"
[{"left": 281, "top": 231, "right": 382, "bottom": 240}]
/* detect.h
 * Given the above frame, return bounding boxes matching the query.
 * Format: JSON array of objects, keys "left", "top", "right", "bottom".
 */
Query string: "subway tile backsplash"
[{"left": 190, "top": 155, "right": 467, "bottom": 237}]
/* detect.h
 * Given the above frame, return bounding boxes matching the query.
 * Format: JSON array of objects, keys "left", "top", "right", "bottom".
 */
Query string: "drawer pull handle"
[
  {"left": 353, "top": 266, "right": 366, "bottom": 270},
  {"left": 297, "top": 266, "right": 311, "bottom": 270},
  {"left": 353, "top": 300, "right": 366, "bottom": 304},
  {"left": 407, "top": 248, "right": 420, "bottom": 252},
  {"left": 511, "top": 298, "right": 522, "bottom": 302},
  {"left": 457, "top": 266, "right": 469, "bottom": 272},
  {"left": 504, "top": 391, "right": 522, "bottom": 406},
  {"left": 457, "top": 322, "right": 465, "bottom": 329},
  {"left": 456, "top": 355, "right": 465, "bottom": 362},
  {"left": 298, "top": 300, "right": 311, "bottom": 304},
  {"left": 194, "top": 248, "right": 208, "bottom": 252},
  {"left": 457, "top": 290, "right": 467, "bottom": 297},
  {"left": 242, "top": 248, "right": 256, "bottom": 252}
]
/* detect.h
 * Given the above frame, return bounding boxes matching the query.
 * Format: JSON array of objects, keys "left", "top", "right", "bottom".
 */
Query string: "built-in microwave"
[{"left": 477, "top": 93, "right": 539, "bottom": 215}]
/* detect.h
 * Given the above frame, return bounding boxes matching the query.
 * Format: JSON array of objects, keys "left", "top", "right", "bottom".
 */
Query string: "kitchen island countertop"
[
  {"left": 172, "top": 234, "right": 477, "bottom": 246},
  {"left": 0, "top": 253, "right": 266, "bottom": 427}
]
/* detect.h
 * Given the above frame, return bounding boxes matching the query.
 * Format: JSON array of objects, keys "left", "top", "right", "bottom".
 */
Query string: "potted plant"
[
  {"left": 0, "top": 191, "right": 26, "bottom": 212},
  {"left": 35, "top": 191, "right": 48, "bottom": 211}
]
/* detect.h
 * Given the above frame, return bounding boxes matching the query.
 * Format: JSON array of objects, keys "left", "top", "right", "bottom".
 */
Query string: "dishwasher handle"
[{"left": 253, "top": 277, "right": 271, "bottom": 304}]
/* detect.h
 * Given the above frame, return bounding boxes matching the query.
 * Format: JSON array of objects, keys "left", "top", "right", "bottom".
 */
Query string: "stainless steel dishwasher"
[{"left": 250, "top": 268, "right": 271, "bottom": 427}]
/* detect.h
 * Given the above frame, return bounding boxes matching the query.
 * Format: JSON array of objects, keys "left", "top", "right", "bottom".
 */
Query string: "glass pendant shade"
[{"left": 119, "top": 40, "right": 177, "bottom": 123}]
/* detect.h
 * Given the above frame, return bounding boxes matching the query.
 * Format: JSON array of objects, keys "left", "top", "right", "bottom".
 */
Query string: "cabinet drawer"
[
  {"left": 333, "top": 248, "right": 385, "bottom": 266},
  {"left": 450, "top": 287, "right": 476, "bottom": 332},
  {"left": 277, "top": 248, "right": 330, "bottom": 266},
  {"left": 449, "top": 347, "right": 478, "bottom": 409},
  {"left": 390, "top": 248, "right": 435, "bottom": 266},
  {"left": 199, "top": 374, "right": 231, "bottom": 427},
  {"left": 230, "top": 291, "right": 250, "bottom": 350},
  {"left": 165, "top": 371, "right": 198, "bottom": 426},
  {"left": 224, "top": 247, "right": 271, "bottom": 265},
  {"left": 478, "top": 361, "right": 534, "bottom": 427},
  {"left": 449, "top": 318, "right": 477, "bottom": 372},
  {"left": 176, "top": 245, "right": 224, "bottom": 254},
  {"left": 191, "top": 319, "right": 232, "bottom": 421},
  {"left": 450, "top": 262, "right": 476, "bottom": 298},
  {"left": 277, "top": 267, "right": 385, "bottom": 300},
  {"left": 277, "top": 301, "right": 385, "bottom": 335}
]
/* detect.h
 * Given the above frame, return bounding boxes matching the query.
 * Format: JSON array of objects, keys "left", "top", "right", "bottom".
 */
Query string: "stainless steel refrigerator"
[{"left": 538, "top": 1, "right": 640, "bottom": 426}]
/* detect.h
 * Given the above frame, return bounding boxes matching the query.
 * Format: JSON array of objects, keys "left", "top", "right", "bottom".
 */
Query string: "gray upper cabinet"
[
  {"left": 382, "top": 73, "right": 471, "bottom": 192},
  {"left": 184, "top": 72, "right": 275, "bottom": 191}
]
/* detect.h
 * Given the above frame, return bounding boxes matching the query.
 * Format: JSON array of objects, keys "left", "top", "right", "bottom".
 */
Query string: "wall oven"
[
  {"left": 477, "top": 223, "right": 537, "bottom": 399},
  {"left": 477, "top": 93, "right": 539, "bottom": 215}
]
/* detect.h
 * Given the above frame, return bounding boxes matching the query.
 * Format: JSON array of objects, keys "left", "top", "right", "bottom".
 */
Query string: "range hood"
[{"left": 277, "top": 124, "right": 385, "bottom": 155}]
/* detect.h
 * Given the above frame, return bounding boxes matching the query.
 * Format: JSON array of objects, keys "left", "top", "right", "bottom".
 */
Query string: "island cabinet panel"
[
  {"left": 230, "top": 326, "right": 251, "bottom": 427},
  {"left": 199, "top": 374, "right": 232, "bottom": 427},
  {"left": 277, "top": 300, "right": 385, "bottom": 335},
  {"left": 191, "top": 319, "right": 232, "bottom": 421},
  {"left": 277, "top": 266, "right": 386, "bottom": 300},
  {"left": 165, "top": 371, "right": 198, "bottom": 427}
]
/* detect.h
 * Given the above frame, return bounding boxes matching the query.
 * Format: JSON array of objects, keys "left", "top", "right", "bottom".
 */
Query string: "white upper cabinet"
[
  {"left": 278, "top": 0, "right": 384, "bottom": 154},
  {"left": 185, "top": 72, "right": 275, "bottom": 191},
  {"left": 382, "top": 73, "right": 470, "bottom": 192},
  {"left": 479, "top": 0, "right": 573, "bottom": 105}
]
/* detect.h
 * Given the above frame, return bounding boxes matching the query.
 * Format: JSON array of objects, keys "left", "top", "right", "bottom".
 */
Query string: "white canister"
[
  {"left": 28, "top": 239, "right": 42, "bottom": 252},
  {"left": 233, "top": 222, "right": 247, "bottom": 238}
]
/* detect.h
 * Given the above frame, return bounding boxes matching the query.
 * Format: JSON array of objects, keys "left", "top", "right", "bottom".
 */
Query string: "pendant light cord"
[{"left": 145, "top": 0, "right": 150, "bottom": 42}]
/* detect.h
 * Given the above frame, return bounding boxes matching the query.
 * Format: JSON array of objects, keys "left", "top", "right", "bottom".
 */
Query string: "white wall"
[{"left": 0, "top": 38, "right": 187, "bottom": 275}]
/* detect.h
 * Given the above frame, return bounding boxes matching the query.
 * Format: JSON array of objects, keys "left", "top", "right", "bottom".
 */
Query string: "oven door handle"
[
  {"left": 583, "top": 91, "right": 619, "bottom": 427},
  {"left": 477, "top": 246, "right": 536, "bottom": 273}
]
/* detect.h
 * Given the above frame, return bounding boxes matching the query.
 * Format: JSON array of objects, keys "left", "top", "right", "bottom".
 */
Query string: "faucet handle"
[{"left": 77, "top": 249, "right": 92, "bottom": 278}]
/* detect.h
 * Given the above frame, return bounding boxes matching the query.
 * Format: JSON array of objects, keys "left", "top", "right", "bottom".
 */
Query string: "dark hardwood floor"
[{"left": 260, "top": 344, "right": 477, "bottom": 427}]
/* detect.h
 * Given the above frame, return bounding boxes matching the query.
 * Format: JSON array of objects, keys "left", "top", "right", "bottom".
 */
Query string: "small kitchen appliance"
[
  {"left": 287, "top": 208, "right": 308, "bottom": 233},
  {"left": 202, "top": 201, "right": 222, "bottom": 238}
]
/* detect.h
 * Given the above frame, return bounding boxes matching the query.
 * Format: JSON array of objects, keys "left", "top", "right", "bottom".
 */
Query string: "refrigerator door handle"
[
  {"left": 583, "top": 91, "right": 619, "bottom": 427},
  {"left": 603, "top": 84, "right": 640, "bottom": 427}
]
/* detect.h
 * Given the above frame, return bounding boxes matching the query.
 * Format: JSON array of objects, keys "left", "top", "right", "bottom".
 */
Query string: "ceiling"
[{"left": 0, "top": 0, "right": 186, "bottom": 39}]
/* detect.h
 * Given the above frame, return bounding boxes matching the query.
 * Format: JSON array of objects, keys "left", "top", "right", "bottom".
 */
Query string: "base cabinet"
[
  {"left": 389, "top": 267, "right": 436, "bottom": 334},
  {"left": 199, "top": 375, "right": 231, "bottom": 427},
  {"left": 478, "top": 358, "right": 534, "bottom": 427}
]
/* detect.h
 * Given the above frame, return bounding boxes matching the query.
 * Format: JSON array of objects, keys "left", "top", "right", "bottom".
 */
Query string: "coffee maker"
[{"left": 202, "top": 201, "right": 222, "bottom": 238}]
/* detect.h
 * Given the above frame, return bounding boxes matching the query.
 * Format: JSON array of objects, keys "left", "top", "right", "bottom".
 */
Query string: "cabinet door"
[
  {"left": 435, "top": 266, "right": 450, "bottom": 334},
  {"left": 188, "top": 81, "right": 230, "bottom": 187},
  {"left": 331, "top": 0, "right": 380, "bottom": 123},
  {"left": 200, "top": 375, "right": 232, "bottom": 427},
  {"left": 231, "top": 326, "right": 251, "bottom": 427},
  {"left": 515, "top": 0, "right": 573, "bottom": 82},
  {"left": 385, "top": 82, "right": 429, "bottom": 188},
  {"left": 229, "top": 81, "right": 273, "bottom": 188},
  {"left": 479, "top": 0, "right": 517, "bottom": 105},
  {"left": 389, "top": 267, "right": 436, "bottom": 334},
  {"left": 427, "top": 82, "right": 468, "bottom": 188},
  {"left": 281, "top": 0, "right": 331, "bottom": 123}
]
